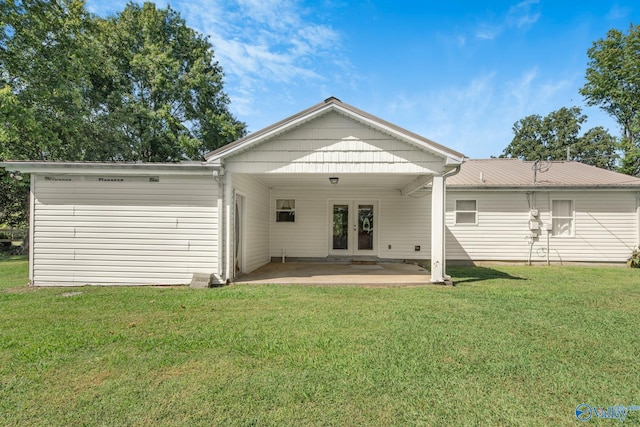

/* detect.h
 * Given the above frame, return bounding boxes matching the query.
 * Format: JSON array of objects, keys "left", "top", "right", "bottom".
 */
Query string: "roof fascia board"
[
  {"left": 0, "top": 162, "right": 217, "bottom": 176},
  {"left": 206, "top": 103, "right": 334, "bottom": 162},
  {"left": 207, "top": 100, "right": 465, "bottom": 164},
  {"left": 446, "top": 185, "right": 640, "bottom": 191},
  {"left": 330, "top": 103, "right": 465, "bottom": 163}
]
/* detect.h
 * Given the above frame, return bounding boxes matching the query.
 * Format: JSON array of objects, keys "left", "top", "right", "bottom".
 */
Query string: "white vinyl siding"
[
  {"left": 32, "top": 174, "right": 219, "bottom": 286},
  {"left": 229, "top": 174, "right": 270, "bottom": 274},
  {"left": 225, "top": 112, "right": 447, "bottom": 175},
  {"left": 446, "top": 190, "right": 638, "bottom": 263},
  {"left": 270, "top": 187, "right": 431, "bottom": 260}
]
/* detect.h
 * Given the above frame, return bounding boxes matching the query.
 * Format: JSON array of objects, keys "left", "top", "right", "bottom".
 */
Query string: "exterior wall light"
[{"left": 329, "top": 177, "right": 339, "bottom": 185}]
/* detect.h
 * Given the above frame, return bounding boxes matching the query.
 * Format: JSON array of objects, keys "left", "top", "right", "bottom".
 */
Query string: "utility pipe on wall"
[{"left": 546, "top": 228, "right": 550, "bottom": 266}]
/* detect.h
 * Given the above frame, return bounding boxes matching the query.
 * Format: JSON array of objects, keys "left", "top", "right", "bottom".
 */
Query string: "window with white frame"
[
  {"left": 455, "top": 200, "right": 477, "bottom": 224},
  {"left": 275, "top": 199, "right": 295, "bottom": 222},
  {"left": 551, "top": 200, "right": 574, "bottom": 237}
]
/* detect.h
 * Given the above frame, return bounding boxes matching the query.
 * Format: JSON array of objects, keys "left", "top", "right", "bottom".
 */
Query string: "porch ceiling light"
[{"left": 329, "top": 177, "right": 339, "bottom": 185}]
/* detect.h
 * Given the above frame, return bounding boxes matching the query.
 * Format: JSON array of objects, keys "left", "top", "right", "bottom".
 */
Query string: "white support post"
[
  {"left": 431, "top": 175, "right": 447, "bottom": 283},
  {"left": 636, "top": 192, "right": 640, "bottom": 248},
  {"left": 224, "top": 175, "right": 234, "bottom": 283},
  {"left": 29, "top": 174, "right": 35, "bottom": 284}
]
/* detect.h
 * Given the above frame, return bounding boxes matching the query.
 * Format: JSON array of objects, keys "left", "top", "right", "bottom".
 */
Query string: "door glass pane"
[
  {"left": 358, "top": 204, "right": 374, "bottom": 250},
  {"left": 332, "top": 205, "right": 349, "bottom": 250}
]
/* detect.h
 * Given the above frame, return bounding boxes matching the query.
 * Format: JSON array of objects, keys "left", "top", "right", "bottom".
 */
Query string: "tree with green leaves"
[
  {"left": 0, "top": 0, "right": 109, "bottom": 162},
  {"left": 98, "top": 2, "right": 246, "bottom": 162},
  {"left": 1, "top": 0, "right": 106, "bottom": 228},
  {"left": 1, "top": 0, "right": 245, "bottom": 227},
  {"left": 500, "top": 106, "right": 618, "bottom": 170},
  {"left": 580, "top": 24, "right": 640, "bottom": 176}
]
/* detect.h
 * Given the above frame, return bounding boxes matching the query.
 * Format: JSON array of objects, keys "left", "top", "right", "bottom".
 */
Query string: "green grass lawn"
[{"left": 1, "top": 258, "right": 639, "bottom": 426}]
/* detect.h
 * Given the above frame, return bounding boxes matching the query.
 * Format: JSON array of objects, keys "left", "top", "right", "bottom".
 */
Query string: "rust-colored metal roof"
[
  {"left": 447, "top": 158, "right": 640, "bottom": 188},
  {"left": 205, "top": 97, "right": 465, "bottom": 162}
]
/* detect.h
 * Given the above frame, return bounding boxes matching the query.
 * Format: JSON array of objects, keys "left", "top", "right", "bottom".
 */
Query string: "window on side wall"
[
  {"left": 275, "top": 199, "right": 295, "bottom": 222},
  {"left": 455, "top": 200, "right": 477, "bottom": 225},
  {"left": 551, "top": 200, "right": 574, "bottom": 237}
]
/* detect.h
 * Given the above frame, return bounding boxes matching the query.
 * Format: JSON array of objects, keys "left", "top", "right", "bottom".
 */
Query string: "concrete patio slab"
[{"left": 233, "top": 262, "right": 432, "bottom": 287}]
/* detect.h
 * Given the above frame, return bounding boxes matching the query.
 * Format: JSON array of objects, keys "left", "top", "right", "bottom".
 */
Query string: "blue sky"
[{"left": 85, "top": 0, "right": 638, "bottom": 158}]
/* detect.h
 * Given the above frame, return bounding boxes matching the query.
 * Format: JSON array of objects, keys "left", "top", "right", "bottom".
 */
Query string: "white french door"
[{"left": 329, "top": 201, "right": 377, "bottom": 256}]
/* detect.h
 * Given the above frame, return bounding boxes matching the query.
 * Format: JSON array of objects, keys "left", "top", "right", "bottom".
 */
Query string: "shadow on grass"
[
  {"left": 449, "top": 266, "right": 528, "bottom": 284},
  {"left": 0, "top": 254, "right": 28, "bottom": 262}
]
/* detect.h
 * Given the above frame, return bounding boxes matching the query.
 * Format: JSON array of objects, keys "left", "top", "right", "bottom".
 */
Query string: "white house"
[
  {"left": 444, "top": 158, "right": 640, "bottom": 264},
  {"left": 2, "top": 97, "right": 640, "bottom": 286}
]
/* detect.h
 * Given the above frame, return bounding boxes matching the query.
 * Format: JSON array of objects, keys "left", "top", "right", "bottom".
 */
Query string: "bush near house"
[
  {"left": 628, "top": 247, "right": 640, "bottom": 268},
  {"left": 1, "top": 260, "right": 639, "bottom": 426},
  {"left": 0, "top": 227, "right": 27, "bottom": 255}
]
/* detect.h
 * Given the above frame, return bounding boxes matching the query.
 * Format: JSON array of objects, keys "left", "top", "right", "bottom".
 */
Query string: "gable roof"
[
  {"left": 447, "top": 158, "right": 640, "bottom": 189},
  {"left": 205, "top": 97, "right": 465, "bottom": 164}
]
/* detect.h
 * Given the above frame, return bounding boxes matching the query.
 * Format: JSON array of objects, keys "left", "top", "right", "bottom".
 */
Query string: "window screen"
[
  {"left": 551, "top": 200, "right": 573, "bottom": 237},
  {"left": 455, "top": 200, "right": 477, "bottom": 224}
]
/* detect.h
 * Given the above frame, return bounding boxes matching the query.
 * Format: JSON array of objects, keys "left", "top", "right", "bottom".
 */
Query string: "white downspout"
[
  {"left": 441, "top": 165, "right": 462, "bottom": 280},
  {"left": 431, "top": 165, "right": 462, "bottom": 284}
]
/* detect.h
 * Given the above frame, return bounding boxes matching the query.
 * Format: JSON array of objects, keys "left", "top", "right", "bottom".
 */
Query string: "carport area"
[{"left": 233, "top": 262, "right": 432, "bottom": 287}]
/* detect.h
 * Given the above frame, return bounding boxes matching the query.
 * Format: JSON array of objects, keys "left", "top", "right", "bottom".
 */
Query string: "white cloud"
[
  {"left": 382, "top": 74, "right": 497, "bottom": 156},
  {"left": 505, "top": 68, "right": 538, "bottom": 112},
  {"left": 475, "top": 25, "right": 502, "bottom": 40},
  {"left": 169, "top": 0, "right": 347, "bottom": 116},
  {"left": 384, "top": 68, "right": 582, "bottom": 158},
  {"left": 236, "top": 0, "right": 299, "bottom": 28},
  {"left": 606, "top": 3, "right": 632, "bottom": 20},
  {"left": 436, "top": 31, "right": 468, "bottom": 47},
  {"left": 507, "top": 0, "right": 541, "bottom": 30},
  {"left": 86, "top": 0, "right": 348, "bottom": 120},
  {"left": 474, "top": 0, "right": 541, "bottom": 41}
]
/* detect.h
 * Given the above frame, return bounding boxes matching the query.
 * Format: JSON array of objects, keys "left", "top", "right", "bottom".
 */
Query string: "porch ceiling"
[{"left": 247, "top": 173, "right": 429, "bottom": 190}]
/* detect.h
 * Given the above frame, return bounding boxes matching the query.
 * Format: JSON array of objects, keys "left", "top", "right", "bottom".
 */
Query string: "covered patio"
[
  {"left": 233, "top": 261, "right": 433, "bottom": 287},
  {"left": 207, "top": 97, "right": 465, "bottom": 285}
]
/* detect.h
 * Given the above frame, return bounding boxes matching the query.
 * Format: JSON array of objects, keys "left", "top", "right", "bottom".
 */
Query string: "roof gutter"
[
  {"left": 0, "top": 161, "right": 219, "bottom": 176},
  {"left": 447, "top": 185, "right": 640, "bottom": 191}
]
